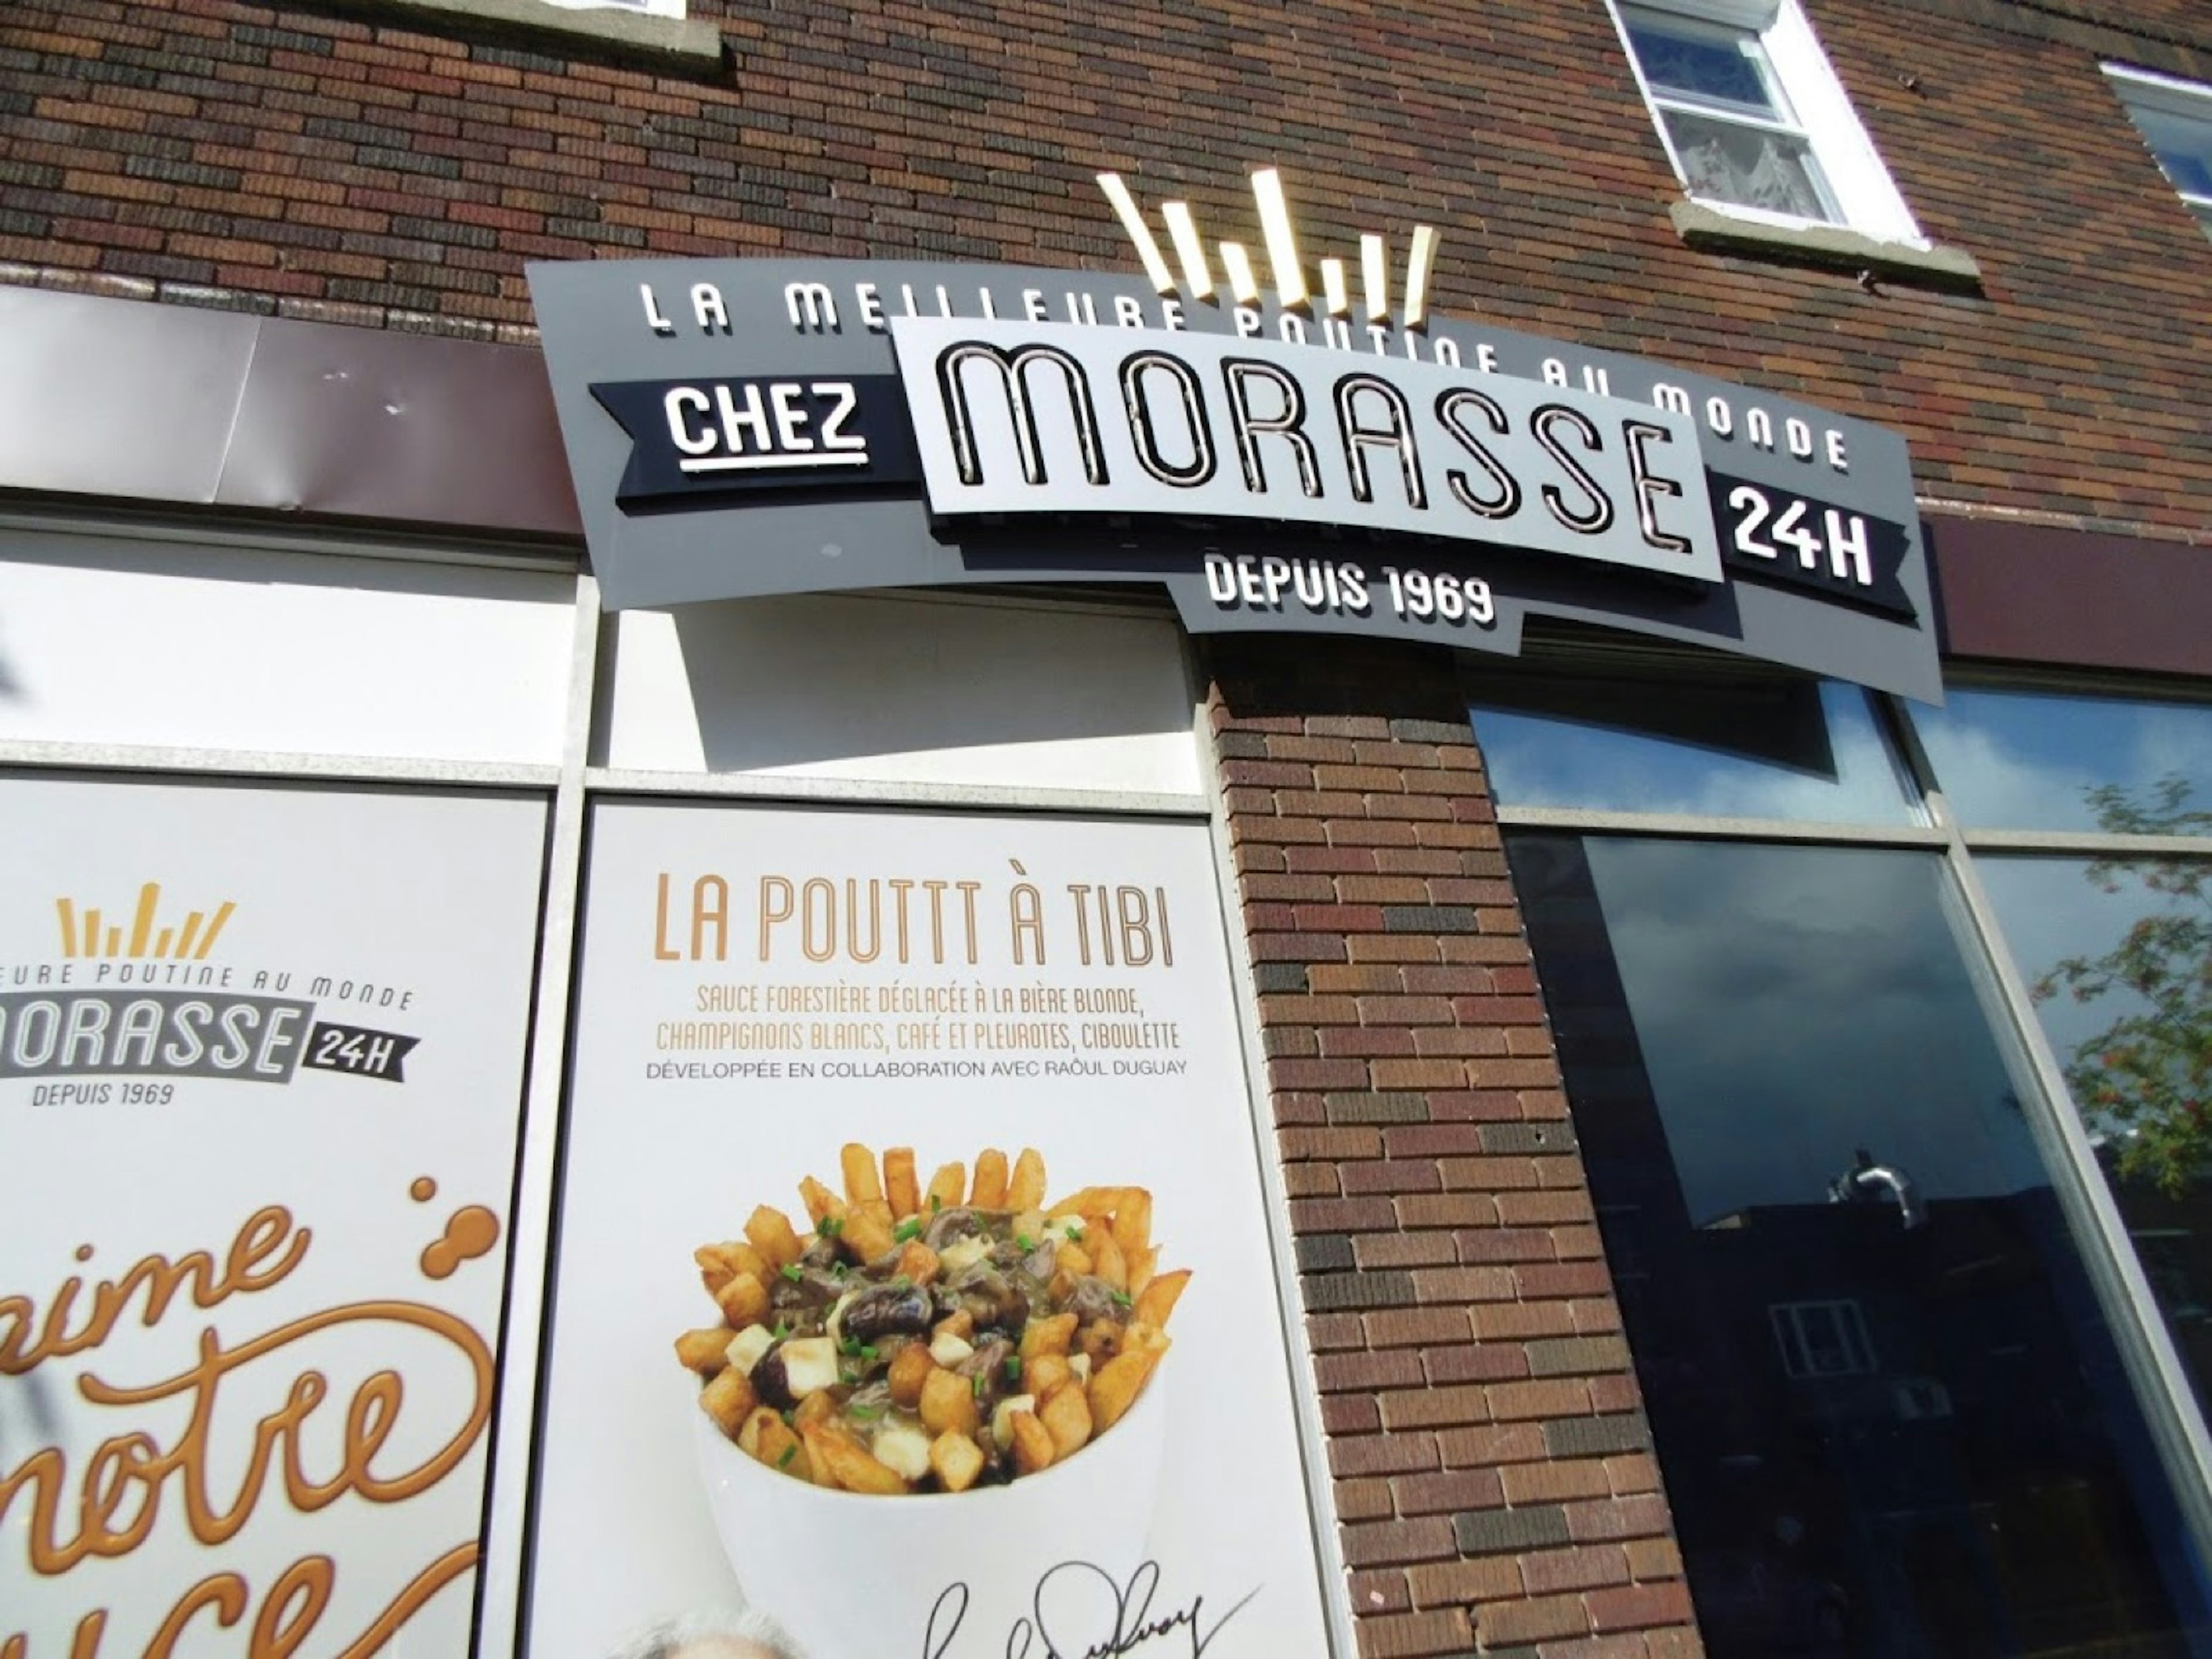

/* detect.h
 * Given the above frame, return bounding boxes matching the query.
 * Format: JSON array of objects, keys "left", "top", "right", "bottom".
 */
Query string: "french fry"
[
  {"left": 1112, "top": 1188, "right": 1152, "bottom": 1255},
  {"left": 804, "top": 1423, "right": 910, "bottom": 1495},
  {"left": 1127, "top": 1247, "right": 1158, "bottom": 1297},
  {"left": 1132, "top": 1268, "right": 1190, "bottom": 1328},
  {"left": 1039, "top": 1378, "right": 1092, "bottom": 1457},
  {"left": 744, "top": 1409, "right": 810, "bottom": 1481},
  {"left": 845, "top": 1207, "right": 896, "bottom": 1263},
  {"left": 676, "top": 1327, "right": 732, "bottom": 1374},
  {"left": 925, "top": 1161, "right": 966, "bottom": 1215},
  {"left": 1055, "top": 1240, "right": 1093, "bottom": 1279},
  {"left": 1092, "top": 1230, "right": 1128, "bottom": 1292},
  {"left": 699, "top": 1366, "right": 757, "bottom": 1435},
  {"left": 842, "top": 1142, "right": 884, "bottom": 1207},
  {"left": 737, "top": 1404, "right": 774, "bottom": 1458},
  {"left": 1087, "top": 1348, "right": 1158, "bottom": 1433},
  {"left": 695, "top": 1244, "right": 738, "bottom": 1296},
  {"left": 971, "top": 1149, "right": 1009, "bottom": 1209},
  {"left": 1007, "top": 1147, "right": 1047, "bottom": 1213},
  {"left": 707, "top": 1240, "right": 771, "bottom": 1285},
  {"left": 714, "top": 1271, "right": 770, "bottom": 1329},
  {"left": 1026, "top": 1353, "right": 1072, "bottom": 1399},
  {"left": 888, "top": 1342, "right": 937, "bottom": 1409},
  {"left": 896, "top": 1240, "right": 941, "bottom": 1285},
  {"left": 1076, "top": 1320, "right": 1121, "bottom": 1366},
  {"left": 885, "top": 1146, "right": 921, "bottom": 1219},
  {"left": 798, "top": 1175, "right": 846, "bottom": 1231},
  {"left": 1047, "top": 1185, "right": 1123, "bottom": 1220},
  {"left": 1122, "top": 1319, "right": 1172, "bottom": 1358},
  {"left": 1008, "top": 1408, "right": 1056, "bottom": 1477},
  {"left": 930, "top": 1430, "right": 986, "bottom": 1494},
  {"left": 920, "top": 1365, "right": 982, "bottom": 1438},
  {"left": 794, "top": 1388, "right": 838, "bottom": 1428},
  {"left": 745, "top": 1205, "right": 805, "bottom": 1270},
  {"left": 1020, "top": 1312, "right": 1077, "bottom": 1360}
]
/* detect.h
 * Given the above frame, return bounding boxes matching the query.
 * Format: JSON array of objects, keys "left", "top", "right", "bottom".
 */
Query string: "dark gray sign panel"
[{"left": 527, "top": 258, "right": 1940, "bottom": 700}]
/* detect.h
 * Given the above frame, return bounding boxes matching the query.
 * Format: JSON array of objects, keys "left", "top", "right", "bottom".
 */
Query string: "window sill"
[
  {"left": 300, "top": 0, "right": 727, "bottom": 74},
  {"left": 1670, "top": 200, "right": 1984, "bottom": 292}
]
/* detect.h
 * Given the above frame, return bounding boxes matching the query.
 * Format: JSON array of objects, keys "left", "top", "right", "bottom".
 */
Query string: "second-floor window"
[
  {"left": 1609, "top": 0, "right": 1926, "bottom": 245},
  {"left": 2107, "top": 64, "right": 2212, "bottom": 241}
]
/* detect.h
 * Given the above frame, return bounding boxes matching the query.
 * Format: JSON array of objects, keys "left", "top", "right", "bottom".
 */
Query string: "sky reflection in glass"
[
  {"left": 1915, "top": 685, "right": 2212, "bottom": 832},
  {"left": 1471, "top": 677, "right": 1919, "bottom": 823}
]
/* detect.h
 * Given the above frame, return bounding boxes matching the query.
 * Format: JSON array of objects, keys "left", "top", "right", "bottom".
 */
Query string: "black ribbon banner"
[
  {"left": 1708, "top": 471, "right": 1915, "bottom": 619},
  {"left": 304, "top": 1021, "right": 419, "bottom": 1084},
  {"left": 592, "top": 374, "right": 921, "bottom": 508}
]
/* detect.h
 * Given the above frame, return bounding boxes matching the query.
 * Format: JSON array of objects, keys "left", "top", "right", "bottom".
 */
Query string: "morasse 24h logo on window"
[{"left": 1, "top": 883, "right": 422, "bottom": 1100}]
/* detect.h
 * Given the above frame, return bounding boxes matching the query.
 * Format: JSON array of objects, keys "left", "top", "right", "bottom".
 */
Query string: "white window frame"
[
  {"left": 536, "top": 0, "right": 684, "bottom": 17},
  {"left": 1606, "top": 0, "right": 1928, "bottom": 248},
  {"left": 2104, "top": 63, "right": 2212, "bottom": 238}
]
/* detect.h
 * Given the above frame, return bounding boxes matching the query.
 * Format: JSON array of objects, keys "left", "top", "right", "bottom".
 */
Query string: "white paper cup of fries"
[
  {"left": 691, "top": 1363, "right": 1169, "bottom": 1656},
  {"left": 679, "top": 1143, "right": 1188, "bottom": 1656}
]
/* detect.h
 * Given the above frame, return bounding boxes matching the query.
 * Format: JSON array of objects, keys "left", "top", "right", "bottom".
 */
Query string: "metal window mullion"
[
  {"left": 473, "top": 571, "right": 603, "bottom": 1659},
  {"left": 1881, "top": 692, "right": 2212, "bottom": 1566},
  {"left": 1495, "top": 803, "right": 1948, "bottom": 849},
  {"left": 1936, "top": 817, "right": 2212, "bottom": 1559}
]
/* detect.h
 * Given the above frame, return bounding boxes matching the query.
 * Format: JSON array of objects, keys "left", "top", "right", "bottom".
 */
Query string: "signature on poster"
[
  {"left": 921, "top": 1564, "right": 1257, "bottom": 1659},
  {"left": 0, "top": 1195, "right": 498, "bottom": 1658}
]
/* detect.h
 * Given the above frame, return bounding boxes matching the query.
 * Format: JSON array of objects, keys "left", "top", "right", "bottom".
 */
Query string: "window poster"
[
  {"left": 529, "top": 802, "right": 1328, "bottom": 1658},
  {"left": 0, "top": 776, "right": 550, "bottom": 1659}
]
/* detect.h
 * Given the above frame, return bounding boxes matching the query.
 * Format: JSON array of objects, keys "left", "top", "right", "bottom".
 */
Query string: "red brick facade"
[{"left": 1204, "top": 637, "right": 1698, "bottom": 1657}]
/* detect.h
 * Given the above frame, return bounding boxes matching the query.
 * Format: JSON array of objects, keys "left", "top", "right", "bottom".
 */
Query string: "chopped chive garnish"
[
  {"left": 777, "top": 1444, "right": 797, "bottom": 1468},
  {"left": 821, "top": 1216, "right": 844, "bottom": 1237},
  {"left": 851, "top": 1403, "right": 884, "bottom": 1420},
  {"left": 860, "top": 1343, "right": 879, "bottom": 1360},
  {"left": 971, "top": 1373, "right": 986, "bottom": 1398},
  {"left": 930, "top": 1194, "right": 942, "bottom": 1213},
  {"left": 1110, "top": 1289, "right": 1133, "bottom": 1308},
  {"left": 831, "top": 1262, "right": 849, "bottom": 1279},
  {"left": 1016, "top": 1234, "right": 1033, "bottom": 1251},
  {"left": 894, "top": 1217, "right": 922, "bottom": 1242},
  {"left": 1006, "top": 1356, "right": 1021, "bottom": 1382},
  {"left": 780, "top": 1264, "right": 802, "bottom": 1282},
  {"left": 772, "top": 1320, "right": 790, "bottom": 1340}
]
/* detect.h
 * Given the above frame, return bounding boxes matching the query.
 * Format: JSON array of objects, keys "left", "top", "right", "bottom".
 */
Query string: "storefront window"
[
  {"left": 1509, "top": 832, "right": 2210, "bottom": 1656},
  {"left": 1908, "top": 683, "right": 2212, "bottom": 833},
  {"left": 1979, "top": 855, "right": 2212, "bottom": 1414},
  {"left": 1474, "top": 664, "right": 2212, "bottom": 1657},
  {"left": 1467, "top": 661, "right": 1922, "bottom": 824}
]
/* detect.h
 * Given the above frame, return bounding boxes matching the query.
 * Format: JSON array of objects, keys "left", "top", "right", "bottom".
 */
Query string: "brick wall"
[
  {"left": 1203, "top": 635, "right": 1698, "bottom": 1659},
  {"left": 3, "top": 0, "right": 2212, "bottom": 538}
]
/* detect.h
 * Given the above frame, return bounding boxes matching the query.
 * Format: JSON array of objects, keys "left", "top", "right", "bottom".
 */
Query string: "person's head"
[{"left": 605, "top": 1610, "right": 807, "bottom": 1659}]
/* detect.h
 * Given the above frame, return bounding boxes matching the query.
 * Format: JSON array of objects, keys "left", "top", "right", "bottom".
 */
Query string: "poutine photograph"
[{"left": 676, "top": 1142, "right": 1188, "bottom": 1496}]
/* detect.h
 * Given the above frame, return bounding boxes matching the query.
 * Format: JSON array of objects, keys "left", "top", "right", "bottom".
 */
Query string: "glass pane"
[
  {"left": 2142, "top": 108, "right": 2212, "bottom": 198},
  {"left": 1623, "top": 7, "right": 1779, "bottom": 116},
  {"left": 1911, "top": 684, "right": 2212, "bottom": 832},
  {"left": 1512, "top": 832, "right": 2212, "bottom": 1657},
  {"left": 1664, "top": 109, "right": 1838, "bottom": 221},
  {"left": 1468, "top": 672, "right": 1921, "bottom": 823},
  {"left": 1980, "top": 852, "right": 2212, "bottom": 1419}
]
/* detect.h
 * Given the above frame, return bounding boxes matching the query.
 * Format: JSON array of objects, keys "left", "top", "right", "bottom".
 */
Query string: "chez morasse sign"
[{"left": 528, "top": 255, "right": 1938, "bottom": 700}]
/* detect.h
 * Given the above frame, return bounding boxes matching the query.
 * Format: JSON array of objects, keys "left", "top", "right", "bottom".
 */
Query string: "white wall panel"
[
  {"left": 600, "top": 592, "right": 1202, "bottom": 797},
  {"left": 0, "top": 527, "right": 577, "bottom": 765}
]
